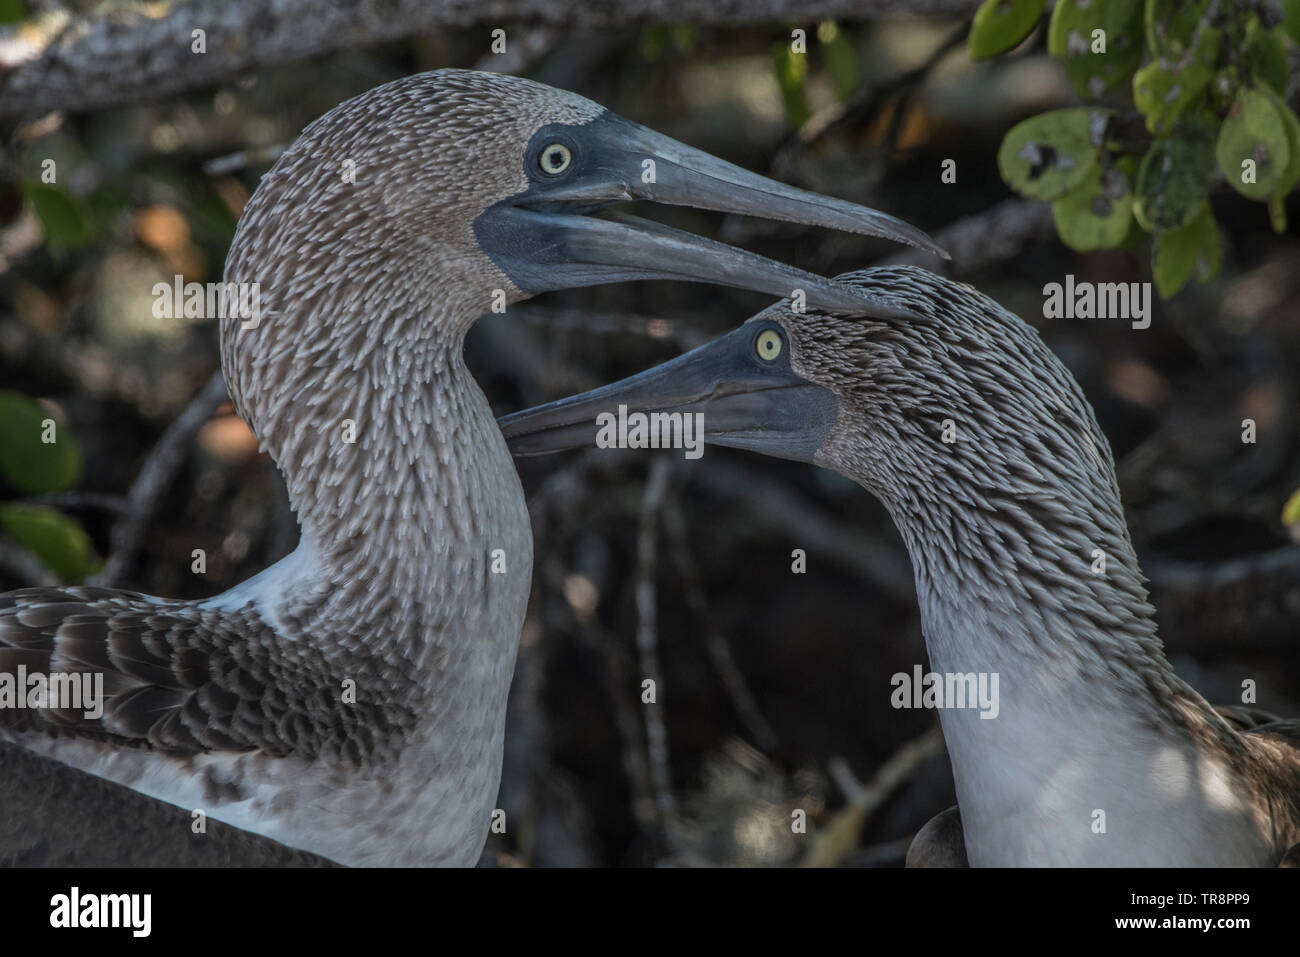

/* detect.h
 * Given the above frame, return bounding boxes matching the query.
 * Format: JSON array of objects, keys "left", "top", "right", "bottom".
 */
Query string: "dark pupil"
[{"left": 546, "top": 150, "right": 563, "bottom": 168}]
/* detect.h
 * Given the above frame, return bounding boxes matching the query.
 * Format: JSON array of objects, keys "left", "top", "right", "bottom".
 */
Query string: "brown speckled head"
[{"left": 220, "top": 71, "right": 602, "bottom": 437}]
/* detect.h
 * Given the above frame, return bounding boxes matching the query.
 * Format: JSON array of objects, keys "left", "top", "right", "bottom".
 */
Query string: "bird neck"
[
  {"left": 217, "top": 283, "right": 533, "bottom": 667},
  {"left": 803, "top": 266, "right": 1276, "bottom": 861},
  {"left": 877, "top": 450, "right": 1267, "bottom": 864}
]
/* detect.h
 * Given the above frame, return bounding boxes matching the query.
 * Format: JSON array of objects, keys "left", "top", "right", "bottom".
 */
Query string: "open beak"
[
  {"left": 474, "top": 113, "right": 946, "bottom": 322},
  {"left": 497, "top": 320, "right": 838, "bottom": 464}
]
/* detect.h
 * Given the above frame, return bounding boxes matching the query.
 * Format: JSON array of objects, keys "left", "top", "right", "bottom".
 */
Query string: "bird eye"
[
  {"left": 755, "top": 328, "right": 783, "bottom": 361},
  {"left": 538, "top": 143, "right": 572, "bottom": 175}
]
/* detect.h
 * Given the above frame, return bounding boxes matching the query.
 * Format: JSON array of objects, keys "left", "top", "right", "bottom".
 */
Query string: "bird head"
[
  {"left": 498, "top": 265, "right": 1117, "bottom": 517},
  {"left": 222, "top": 69, "right": 945, "bottom": 351}
]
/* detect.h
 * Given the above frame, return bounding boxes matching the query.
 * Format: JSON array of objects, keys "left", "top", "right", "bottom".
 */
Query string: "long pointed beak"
[
  {"left": 474, "top": 112, "right": 946, "bottom": 321},
  {"left": 498, "top": 321, "right": 839, "bottom": 464}
]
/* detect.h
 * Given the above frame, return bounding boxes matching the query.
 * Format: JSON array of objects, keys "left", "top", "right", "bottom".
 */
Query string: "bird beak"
[
  {"left": 497, "top": 321, "right": 838, "bottom": 464},
  {"left": 474, "top": 113, "right": 946, "bottom": 322}
]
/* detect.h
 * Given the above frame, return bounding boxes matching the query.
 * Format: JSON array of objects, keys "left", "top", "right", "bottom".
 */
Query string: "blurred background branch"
[{"left": 0, "top": 0, "right": 979, "bottom": 117}]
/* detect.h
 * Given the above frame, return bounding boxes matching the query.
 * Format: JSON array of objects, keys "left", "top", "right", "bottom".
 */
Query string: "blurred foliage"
[
  {"left": 971, "top": 0, "right": 1300, "bottom": 297},
  {"left": 0, "top": 504, "right": 100, "bottom": 581},
  {"left": 772, "top": 21, "right": 864, "bottom": 129},
  {"left": 0, "top": 391, "right": 81, "bottom": 494},
  {"left": 0, "top": 392, "right": 96, "bottom": 581},
  {"left": 773, "top": 40, "right": 813, "bottom": 128},
  {"left": 21, "top": 183, "right": 97, "bottom": 256},
  {"left": 1285, "top": 487, "right": 1300, "bottom": 540}
]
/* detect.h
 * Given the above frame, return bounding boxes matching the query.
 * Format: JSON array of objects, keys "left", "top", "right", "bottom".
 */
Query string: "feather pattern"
[{"left": 766, "top": 266, "right": 1300, "bottom": 866}]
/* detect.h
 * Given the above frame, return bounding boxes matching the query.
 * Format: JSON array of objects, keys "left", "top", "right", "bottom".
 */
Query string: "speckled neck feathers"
[
  {"left": 786, "top": 267, "right": 1298, "bottom": 864},
  {"left": 798, "top": 268, "right": 1184, "bottom": 707}
]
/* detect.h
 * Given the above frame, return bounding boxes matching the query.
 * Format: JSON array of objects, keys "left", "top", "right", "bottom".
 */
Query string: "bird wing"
[{"left": 0, "top": 585, "right": 320, "bottom": 756}]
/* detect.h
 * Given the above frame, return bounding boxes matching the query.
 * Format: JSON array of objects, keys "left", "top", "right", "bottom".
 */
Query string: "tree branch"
[
  {"left": 94, "top": 369, "right": 229, "bottom": 587},
  {"left": 0, "top": 0, "right": 979, "bottom": 117}
]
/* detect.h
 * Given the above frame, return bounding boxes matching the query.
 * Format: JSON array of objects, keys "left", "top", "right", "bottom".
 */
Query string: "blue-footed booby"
[
  {"left": 0, "top": 72, "right": 944, "bottom": 867},
  {"left": 499, "top": 266, "right": 1300, "bottom": 867}
]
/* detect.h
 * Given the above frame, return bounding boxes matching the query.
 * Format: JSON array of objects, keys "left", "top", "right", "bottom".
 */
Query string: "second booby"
[{"left": 500, "top": 266, "right": 1300, "bottom": 866}]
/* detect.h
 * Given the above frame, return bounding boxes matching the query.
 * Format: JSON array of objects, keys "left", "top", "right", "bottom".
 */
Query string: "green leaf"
[
  {"left": 820, "top": 24, "right": 860, "bottom": 102},
  {"left": 638, "top": 26, "right": 669, "bottom": 60},
  {"left": 1052, "top": 159, "right": 1136, "bottom": 251},
  {"left": 998, "top": 107, "right": 1111, "bottom": 200},
  {"left": 1133, "top": 124, "right": 1215, "bottom": 231},
  {"left": 670, "top": 24, "right": 698, "bottom": 55},
  {"left": 21, "top": 183, "right": 94, "bottom": 252},
  {"left": 1216, "top": 87, "right": 1292, "bottom": 201},
  {"left": 0, "top": 391, "right": 81, "bottom": 495},
  {"left": 1144, "top": 0, "right": 1210, "bottom": 56},
  {"left": 1284, "top": 0, "right": 1300, "bottom": 45},
  {"left": 1260, "top": 88, "right": 1300, "bottom": 233},
  {"left": 773, "top": 44, "right": 812, "bottom": 128},
  {"left": 1152, "top": 201, "right": 1220, "bottom": 298},
  {"left": 1048, "top": 0, "right": 1144, "bottom": 99},
  {"left": 0, "top": 505, "right": 99, "bottom": 582},
  {"left": 0, "top": 0, "right": 26, "bottom": 25},
  {"left": 969, "top": 0, "right": 1046, "bottom": 59},
  {"left": 1249, "top": 27, "right": 1289, "bottom": 96},
  {"left": 1132, "top": 47, "right": 1214, "bottom": 136},
  {"left": 1284, "top": 487, "right": 1300, "bottom": 531}
]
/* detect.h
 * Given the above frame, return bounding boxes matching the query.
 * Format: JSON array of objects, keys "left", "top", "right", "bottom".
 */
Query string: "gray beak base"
[
  {"left": 498, "top": 322, "right": 839, "bottom": 464},
  {"left": 474, "top": 111, "right": 946, "bottom": 321}
]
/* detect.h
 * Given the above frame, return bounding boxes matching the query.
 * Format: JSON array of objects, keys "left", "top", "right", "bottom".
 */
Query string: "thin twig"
[
  {"left": 769, "top": 22, "right": 970, "bottom": 171},
  {"left": 13, "top": 491, "right": 127, "bottom": 514},
  {"left": 801, "top": 725, "right": 944, "bottom": 867},
  {"left": 528, "top": 457, "right": 660, "bottom": 838},
  {"left": 542, "top": 548, "right": 658, "bottom": 836},
  {"left": 662, "top": 497, "right": 779, "bottom": 752},
  {"left": 95, "top": 370, "right": 228, "bottom": 586},
  {"left": 635, "top": 457, "right": 680, "bottom": 841},
  {"left": 0, "top": 538, "right": 58, "bottom": 587}
]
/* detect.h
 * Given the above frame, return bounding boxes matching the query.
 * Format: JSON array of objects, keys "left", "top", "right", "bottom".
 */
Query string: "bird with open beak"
[{"left": 0, "top": 71, "right": 945, "bottom": 868}]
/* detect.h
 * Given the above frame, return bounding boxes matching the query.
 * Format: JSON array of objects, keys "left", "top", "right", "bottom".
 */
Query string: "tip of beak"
[{"left": 902, "top": 227, "right": 950, "bottom": 260}]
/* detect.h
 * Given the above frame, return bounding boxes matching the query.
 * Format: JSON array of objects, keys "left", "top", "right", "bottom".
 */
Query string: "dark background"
[{"left": 1, "top": 6, "right": 1297, "bottom": 866}]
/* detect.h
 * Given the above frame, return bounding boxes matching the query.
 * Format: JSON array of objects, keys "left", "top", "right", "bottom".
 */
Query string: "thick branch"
[{"left": 0, "top": 0, "right": 978, "bottom": 117}]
